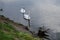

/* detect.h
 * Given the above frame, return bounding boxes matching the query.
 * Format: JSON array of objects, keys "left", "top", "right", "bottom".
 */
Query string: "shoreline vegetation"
[{"left": 0, "top": 15, "right": 40, "bottom": 40}]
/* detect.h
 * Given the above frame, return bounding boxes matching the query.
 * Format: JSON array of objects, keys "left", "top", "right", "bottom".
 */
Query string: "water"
[{"left": 0, "top": 0, "right": 60, "bottom": 40}]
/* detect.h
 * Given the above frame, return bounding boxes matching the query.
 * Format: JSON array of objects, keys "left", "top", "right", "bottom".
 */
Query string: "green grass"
[{"left": 0, "top": 22, "right": 40, "bottom": 40}]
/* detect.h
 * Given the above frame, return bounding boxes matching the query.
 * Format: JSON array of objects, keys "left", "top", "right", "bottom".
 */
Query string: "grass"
[{"left": 0, "top": 22, "right": 40, "bottom": 40}]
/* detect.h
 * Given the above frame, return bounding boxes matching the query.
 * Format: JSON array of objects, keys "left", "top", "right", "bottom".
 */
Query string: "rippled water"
[{"left": 0, "top": 0, "right": 60, "bottom": 40}]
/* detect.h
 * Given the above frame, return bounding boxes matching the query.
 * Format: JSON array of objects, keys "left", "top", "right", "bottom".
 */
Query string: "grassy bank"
[{"left": 0, "top": 22, "right": 40, "bottom": 40}]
